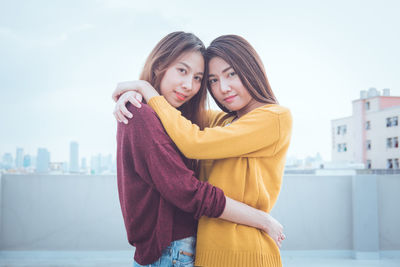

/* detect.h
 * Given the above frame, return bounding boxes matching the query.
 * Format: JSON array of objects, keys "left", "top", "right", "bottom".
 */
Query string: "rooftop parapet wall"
[{"left": 0, "top": 174, "right": 399, "bottom": 256}]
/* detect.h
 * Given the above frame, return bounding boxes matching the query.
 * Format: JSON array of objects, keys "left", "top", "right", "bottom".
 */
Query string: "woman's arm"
[
  {"left": 148, "top": 95, "right": 291, "bottom": 159},
  {"left": 113, "top": 81, "right": 291, "bottom": 160},
  {"left": 221, "top": 196, "right": 285, "bottom": 248}
]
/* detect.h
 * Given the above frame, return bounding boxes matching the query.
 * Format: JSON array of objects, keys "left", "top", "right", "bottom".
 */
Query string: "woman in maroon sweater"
[{"left": 115, "top": 32, "right": 284, "bottom": 266}]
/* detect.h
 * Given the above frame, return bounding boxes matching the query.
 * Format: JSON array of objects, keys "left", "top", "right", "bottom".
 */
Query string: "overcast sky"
[{"left": 1, "top": 0, "right": 399, "bottom": 162}]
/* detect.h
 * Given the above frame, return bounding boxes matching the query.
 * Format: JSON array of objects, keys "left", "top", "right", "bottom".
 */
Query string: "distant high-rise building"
[
  {"left": 102, "top": 154, "right": 113, "bottom": 172},
  {"left": 62, "top": 162, "right": 69, "bottom": 173},
  {"left": 23, "top": 154, "right": 31, "bottom": 168},
  {"left": 15, "top": 148, "right": 24, "bottom": 168},
  {"left": 332, "top": 88, "right": 400, "bottom": 169},
  {"left": 69, "top": 141, "right": 79, "bottom": 173},
  {"left": 2, "top": 153, "right": 14, "bottom": 170},
  {"left": 90, "top": 154, "right": 101, "bottom": 174},
  {"left": 81, "top": 157, "right": 87, "bottom": 172},
  {"left": 36, "top": 148, "right": 50, "bottom": 173}
]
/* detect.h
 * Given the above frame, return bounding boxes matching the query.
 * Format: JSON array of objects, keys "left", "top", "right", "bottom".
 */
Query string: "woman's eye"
[
  {"left": 178, "top": 68, "right": 186, "bottom": 74},
  {"left": 194, "top": 76, "right": 202, "bottom": 82},
  {"left": 209, "top": 78, "right": 217, "bottom": 84},
  {"left": 228, "top": 71, "right": 236, "bottom": 77}
]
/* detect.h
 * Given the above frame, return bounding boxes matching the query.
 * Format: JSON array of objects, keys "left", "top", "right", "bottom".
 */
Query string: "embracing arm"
[
  {"left": 112, "top": 80, "right": 292, "bottom": 159},
  {"left": 148, "top": 96, "right": 292, "bottom": 159},
  {"left": 220, "top": 197, "right": 285, "bottom": 247}
]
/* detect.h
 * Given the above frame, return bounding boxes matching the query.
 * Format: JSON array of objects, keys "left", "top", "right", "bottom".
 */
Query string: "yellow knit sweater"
[{"left": 148, "top": 96, "right": 293, "bottom": 267}]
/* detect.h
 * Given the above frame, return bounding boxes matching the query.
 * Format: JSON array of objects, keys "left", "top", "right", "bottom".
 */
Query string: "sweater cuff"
[
  {"left": 212, "top": 187, "right": 227, "bottom": 218},
  {"left": 148, "top": 95, "right": 169, "bottom": 110}
]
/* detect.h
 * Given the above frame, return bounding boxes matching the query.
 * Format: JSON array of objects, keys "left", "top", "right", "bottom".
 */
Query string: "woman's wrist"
[{"left": 140, "top": 81, "right": 160, "bottom": 101}]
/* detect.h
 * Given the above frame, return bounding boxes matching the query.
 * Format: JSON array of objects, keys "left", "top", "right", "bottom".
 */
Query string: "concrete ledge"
[{"left": 353, "top": 251, "right": 380, "bottom": 260}]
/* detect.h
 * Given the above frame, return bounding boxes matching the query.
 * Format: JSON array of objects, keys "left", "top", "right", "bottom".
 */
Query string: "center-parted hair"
[
  {"left": 140, "top": 31, "right": 208, "bottom": 129},
  {"left": 206, "top": 35, "right": 278, "bottom": 113}
]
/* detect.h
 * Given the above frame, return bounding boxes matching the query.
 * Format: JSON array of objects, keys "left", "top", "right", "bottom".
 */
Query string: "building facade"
[
  {"left": 69, "top": 141, "right": 79, "bottom": 173},
  {"left": 332, "top": 88, "right": 400, "bottom": 169}
]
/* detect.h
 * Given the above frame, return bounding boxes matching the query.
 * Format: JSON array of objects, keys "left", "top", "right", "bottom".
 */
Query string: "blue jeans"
[{"left": 133, "top": 236, "right": 196, "bottom": 267}]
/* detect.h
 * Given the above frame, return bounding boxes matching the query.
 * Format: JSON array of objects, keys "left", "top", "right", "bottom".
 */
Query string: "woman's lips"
[
  {"left": 175, "top": 91, "right": 187, "bottom": 101},
  {"left": 224, "top": 95, "right": 237, "bottom": 103}
]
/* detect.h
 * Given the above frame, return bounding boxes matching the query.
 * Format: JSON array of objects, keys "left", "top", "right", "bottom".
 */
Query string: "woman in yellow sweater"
[{"left": 114, "top": 35, "right": 292, "bottom": 267}]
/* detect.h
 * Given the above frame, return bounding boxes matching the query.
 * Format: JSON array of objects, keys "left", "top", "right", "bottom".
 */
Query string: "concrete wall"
[
  {"left": 0, "top": 174, "right": 130, "bottom": 250},
  {"left": 1, "top": 174, "right": 399, "bottom": 254}
]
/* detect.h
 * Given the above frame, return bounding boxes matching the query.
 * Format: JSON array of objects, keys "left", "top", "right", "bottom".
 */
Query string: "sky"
[{"left": 1, "top": 0, "right": 399, "bottom": 163}]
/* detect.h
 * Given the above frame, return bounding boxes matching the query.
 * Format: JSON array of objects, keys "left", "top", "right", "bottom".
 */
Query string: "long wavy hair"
[
  {"left": 140, "top": 31, "right": 208, "bottom": 129},
  {"left": 206, "top": 35, "right": 278, "bottom": 113}
]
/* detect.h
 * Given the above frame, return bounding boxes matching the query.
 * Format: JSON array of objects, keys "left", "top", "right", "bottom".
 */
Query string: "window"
[
  {"left": 387, "top": 138, "right": 393, "bottom": 148},
  {"left": 395, "top": 159, "right": 400, "bottom": 169},
  {"left": 365, "top": 121, "right": 370, "bottom": 130},
  {"left": 387, "top": 117, "right": 392, "bottom": 127},
  {"left": 365, "top": 101, "right": 370, "bottom": 110},
  {"left": 394, "top": 116, "right": 399, "bottom": 126},
  {"left": 387, "top": 116, "right": 398, "bottom": 127},
  {"left": 336, "top": 125, "right": 347, "bottom": 135},
  {"left": 366, "top": 140, "right": 371, "bottom": 150},
  {"left": 387, "top": 159, "right": 393, "bottom": 169},
  {"left": 387, "top": 137, "right": 398, "bottom": 148},
  {"left": 337, "top": 143, "right": 347, "bottom": 152},
  {"left": 366, "top": 160, "right": 371, "bottom": 169}
]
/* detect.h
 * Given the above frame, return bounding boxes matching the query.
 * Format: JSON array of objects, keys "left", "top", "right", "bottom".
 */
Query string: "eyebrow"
[
  {"left": 178, "top": 62, "right": 204, "bottom": 76},
  {"left": 209, "top": 66, "right": 233, "bottom": 77}
]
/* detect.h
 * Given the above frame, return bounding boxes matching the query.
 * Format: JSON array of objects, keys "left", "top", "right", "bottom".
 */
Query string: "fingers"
[
  {"left": 113, "top": 107, "right": 128, "bottom": 124},
  {"left": 128, "top": 95, "right": 141, "bottom": 108},
  {"left": 120, "top": 103, "right": 134, "bottom": 118},
  {"left": 135, "top": 93, "right": 143, "bottom": 102}
]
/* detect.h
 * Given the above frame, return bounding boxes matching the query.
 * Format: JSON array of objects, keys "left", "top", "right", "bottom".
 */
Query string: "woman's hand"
[
  {"left": 113, "top": 91, "right": 143, "bottom": 124},
  {"left": 112, "top": 80, "right": 150, "bottom": 102},
  {"left": 262, "top": 212, "right": 285, "bottom": 248},
  {"left": 112, "top": 80, "right": 160, "bottom": 103}
]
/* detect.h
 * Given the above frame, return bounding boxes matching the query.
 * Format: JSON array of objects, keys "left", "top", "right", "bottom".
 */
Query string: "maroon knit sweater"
[{"left": 116, "top": 103, "right": 226, "bottom": 265}]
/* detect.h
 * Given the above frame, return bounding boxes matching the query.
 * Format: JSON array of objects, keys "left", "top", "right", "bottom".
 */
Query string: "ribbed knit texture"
[
  {"left": 148, "top": 96, "right": 292, "bottom": 267},
  {"left": 195, "top": 250, "right": 282, "bottom": 267}
]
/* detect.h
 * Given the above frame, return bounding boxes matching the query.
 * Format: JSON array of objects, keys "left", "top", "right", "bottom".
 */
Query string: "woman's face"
[
  {"left": 208, "top": 57, "right": 255, "bottom": 114},
  {"left": 160, "top": 51, "right": 204, "bottom": 108}
]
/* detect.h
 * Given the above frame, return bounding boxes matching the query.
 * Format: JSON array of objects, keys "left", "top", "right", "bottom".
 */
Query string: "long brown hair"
[
  {"left": 140, "top": 31, "right": 208, "bottom": 129},
  {"left": 206, "top": 35, "right": 278, "bottom": 113}
]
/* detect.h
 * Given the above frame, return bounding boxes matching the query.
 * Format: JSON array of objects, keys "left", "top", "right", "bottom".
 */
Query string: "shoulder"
[
  {"left": 259, "top": 104, "right": 291, "bottom": 116},
  {"left": 122, "top": 103, "right": 173, "bottom": 144},
  {"left": 206, "top": 109, "right": 232, "bottom": 127},
  {"left": 125, "top": 103, "right": 162, "bottom": 127},
  {"left": 254, "top": 104, "right": 292, "bottom": 122},
  {"left": 126, "top": 102, "right": 157, "bottom": 120},
  {"left": 244, "top": 104, "right": 292, "bottom": 132}
]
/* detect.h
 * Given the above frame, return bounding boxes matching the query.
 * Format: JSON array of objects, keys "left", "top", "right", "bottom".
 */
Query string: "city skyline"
[
  {"left": 1, "top": 0, "right": 400, "bottom": 161},
  {"left": 0, "top": 141, "right": 115, "bottom": 174}
]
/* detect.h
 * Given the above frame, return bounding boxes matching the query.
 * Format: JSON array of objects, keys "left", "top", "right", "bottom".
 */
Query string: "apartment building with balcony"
[{"left": 332, "top": 88, "right": 400, "bottom": 169}]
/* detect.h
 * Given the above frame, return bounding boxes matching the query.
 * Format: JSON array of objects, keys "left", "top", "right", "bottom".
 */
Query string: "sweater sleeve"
[
  {"left": 144, "top": 143, "right": 226, "bottom": 220},
  {"left": 148, "top": 96, "right": 292, "bottom": 159},
  {"left": 122, "top": 104, "right": 226, "bottom": 220},
  {"left": 205, "top": 109, "right": 228, "bottom": 128}
]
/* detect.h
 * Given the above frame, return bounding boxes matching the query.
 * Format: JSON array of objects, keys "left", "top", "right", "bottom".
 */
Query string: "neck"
[{"left": 236, "top": 100, "right": 266, "bottom": 118}]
